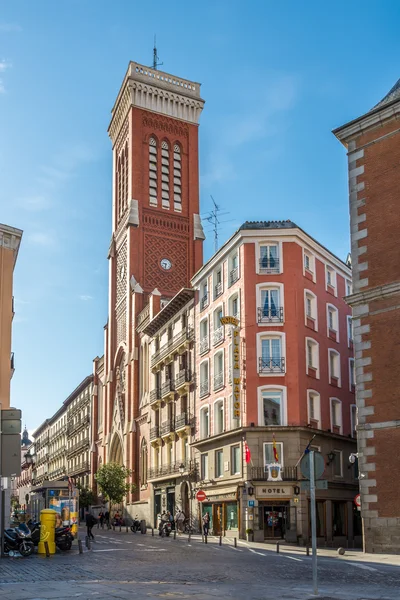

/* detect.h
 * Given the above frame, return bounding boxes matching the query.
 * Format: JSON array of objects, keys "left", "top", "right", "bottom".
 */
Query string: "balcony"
[
  {"left": 150, "top": 388, "right": 162, "bottom": 409},
  {"left": 175, "top": 369, "right": 192, "bottom": 394},
  {"left": 213, "top": 326, "right": 224, "bottom": 346},
  {"left": 213, "top": 371, "right": 224, "bottom": 392},
  {"left": 69, "top": 461, "right": 90, "bottom": 476},
  {"left": 259, "top": 257, "right": 280, "bottom": 274},
  {"left": 48, "top": 466, "right": 66, "bottom": 480},
  {"left": 67, "top": 413, "right": 90, "bottom": 435},
  {"left": 66, "top": 436, "right": 90, "bottom": 459},
  {"left": 148, "top": 459, "right": 198, "bottom": 481},
  {"left": 257, "top": 307, "right": 284, "bottom": 324},
  {"left": 151, "top": 327, "right": 194, "bottom": 370},
  {"left": 160, "top": 419, "right": 175, "bottom": 440},
  {"left": 230, "top": 267, "right": 239, "bottom": 286},
  {"left": 10, "top": 353, "right": 15, "bottom": 379},
  {"left": 214, "top": 282, "right": 223, "bottom": 299},
  {"left": 150, "top": 426, "right": 161, "bottom": 445},
  {"left": 250, "top": 466, "right": 298, "bottom": 481},
  {"left": 199, "top": 336, "right": 209, "bottom": 355},
  {"left": 258, "top": 357, "right": 285, "bottom": 374},
  {"left": 199, "top": 380, "right": 209, "bottom": 398},
  {"left": 175, "top": 412, "right": 195, "bottom": 435},
  {"left": 161, "top": 379, "right": 175, "bottom": 401},
  {"left": 200, "top": 294, "right": 209, "bottom": 311},
  {"left": 53, "top": 424, "right": 67, "bottom": 439}
]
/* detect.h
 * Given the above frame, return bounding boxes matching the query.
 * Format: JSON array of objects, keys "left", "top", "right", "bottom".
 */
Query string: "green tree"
[
  {"left": 76, "top": 484, "right": 96, "bottom": 509},
  {"left": 95, "top": 463, "right": 136, "bottom": 511}
]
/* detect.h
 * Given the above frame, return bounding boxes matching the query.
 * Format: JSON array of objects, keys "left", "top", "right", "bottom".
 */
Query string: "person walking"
[
  {"left": 104, "top": 510, "right": 110, "bottom": 529},
  {"left": 202, "top": 512, "right": 210, "bottom": 537},
  {"left": 175, "top": 509, "right": 185, "bottom": 533},
  {"left": 98, "top": 510, "right": 104, "bottom": 529},
  {"left": 85, "top": 511, "right": 97, "bottom": 541}
]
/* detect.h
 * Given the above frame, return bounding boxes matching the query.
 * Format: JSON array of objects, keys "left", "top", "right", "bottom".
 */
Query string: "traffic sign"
[
  {"left": 300, "top": 480, "right": 328, "bottom": 491},
  {"left": 300, "top": 451, "right": 325, "bottom": 480},
  {"left": 354, "top": 494, "right": 361, "bottom": 508},
  {"left": 248, "top": 500, "right": 255, "bottom": 507},
  {"left": 196, "top": 490, "right": 207, "bottom": 502}
]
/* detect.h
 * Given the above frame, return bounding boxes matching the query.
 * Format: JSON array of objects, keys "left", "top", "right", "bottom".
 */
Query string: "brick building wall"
[{"left": 334, "top": 79, "right": 400, "bottom": 553}]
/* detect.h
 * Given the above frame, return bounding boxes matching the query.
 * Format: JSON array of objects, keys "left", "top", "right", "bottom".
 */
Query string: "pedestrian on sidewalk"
[
  {"left": 202, "top": 512, "right": 210, "bottom": 537},
  {"left": 98, "top": 510, "right": 104, "bottom": 529},
  {"left": 104, "top": 510, "right": 110, "bottom": 529},
  {"left": 85, "top": 511, "right": 97, "bottom": 541}
]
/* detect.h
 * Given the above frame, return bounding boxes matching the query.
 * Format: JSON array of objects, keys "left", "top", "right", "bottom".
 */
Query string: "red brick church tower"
[{"left": 91, "top": 62, "right": 205, "bottom": 502}]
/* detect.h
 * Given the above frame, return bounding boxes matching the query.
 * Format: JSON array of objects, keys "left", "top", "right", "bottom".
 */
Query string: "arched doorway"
[
  {"left": 181, "top": 482, "right": 190, "bottom": 519},
  {"left": 109, "top": 434, "right": 124, "bottom": 465}
]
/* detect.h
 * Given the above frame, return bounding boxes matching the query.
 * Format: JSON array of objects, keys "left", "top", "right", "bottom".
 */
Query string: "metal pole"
[{"left": 310, "top": 450, "right": 318, "bottom": 595}]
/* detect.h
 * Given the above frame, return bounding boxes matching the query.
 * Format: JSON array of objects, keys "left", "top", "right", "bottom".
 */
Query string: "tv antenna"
[
  {"left": 152, "top": 35, "right": 163, "bottom": 70},
  {"left": 203, "top": 196, "right": 232, "bottom": 253}
]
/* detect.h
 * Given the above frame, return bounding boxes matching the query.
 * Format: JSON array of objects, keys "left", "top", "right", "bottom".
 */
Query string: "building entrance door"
[
  {"left": 263, "top": 504, "right": 288, "bottom": 539},
  {"left": 154, "top": 490, "right": 161, "bottom": 528},
  {"left": 213, "top": 504, "right": 223, "bottom": 535}
]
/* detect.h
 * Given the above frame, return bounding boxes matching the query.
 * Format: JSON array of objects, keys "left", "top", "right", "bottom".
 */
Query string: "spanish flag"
[{"left": 273, "top": 435, "right": 279, "bottom": 462}]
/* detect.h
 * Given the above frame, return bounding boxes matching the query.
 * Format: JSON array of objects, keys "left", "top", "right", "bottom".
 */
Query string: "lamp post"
[
  {"left": 179, "top": 462, "right": 192, "bottom": 533},
  {"left": 24, "top": 450, "right": 35, "bottom": 520}
]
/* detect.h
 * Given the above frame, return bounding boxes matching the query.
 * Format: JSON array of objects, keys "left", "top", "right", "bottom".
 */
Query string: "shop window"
[
  {"left": 226, "top": 502, "right": 238, "bottom": 530},
  {"left": 332, "top": 501, "right": 346, "bottom": 536},
  {"left": 215, "top": 449, "right": 224, "bottom": 478},
  {"left": 231, "top": 445, "right": 240, "bottom": 475},
  {"left": 263, "top": 441, "right": 284, "bottom": 468}
]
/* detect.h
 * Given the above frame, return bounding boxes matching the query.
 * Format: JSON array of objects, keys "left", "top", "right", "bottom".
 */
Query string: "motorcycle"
[
  {"left": 130, "top": 516, "right": 141, "bottom": 533},
  {"left": 158, "top": 520, "right": 171, "bottom": 537},
  {"left": 27, "top": 521, "right": 74, "bottom": 551},
  {"left": 4, "top": 523, "right": 35, "bottom": 557}
]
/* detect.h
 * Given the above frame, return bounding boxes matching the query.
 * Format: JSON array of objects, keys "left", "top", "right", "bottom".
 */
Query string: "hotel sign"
[
  {"left": 256, "top": 485, "right": 293, "bottom": 498},
  {"left": 220, "top": 316, "right": 241, "bottom": 422}
]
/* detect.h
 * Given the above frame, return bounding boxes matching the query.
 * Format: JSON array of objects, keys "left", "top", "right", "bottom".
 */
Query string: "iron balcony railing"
[
  {"left": 199, "top": 336, "right": 209, "bottom": 354},
  {"left": 213, "top": 371, "right": 224, "bottom": 391},
  {"left": 257, "top": 306, "right": 284, "bottom": 324},
  {"left": 161, "top": 419, "right": 175, "bottom": 436},
  {"left": 258, "top": 357, "right": 285, "bottom": 373},
  {"left": 213, "top": 327, "right": 224, "bottom": 346},
  {"left": 148, "top": 459, "right": 198, "bottom": 481},
  {"left": 259, "top": 258, "right": 280, "bottom": 274},
  {"left": 230, "top": 267, "right": 239, "bottom": 286},
  {"left": 150, "top": 388, "right": 161, "bottom": 405},
  {"left": 175, "top": 369, "right": 192, "bottom": 388},
  {"left": 67, "top": 413, "right": 90, "bottom": 435},
  {"left": 69, "top": 461, "right": 90, "bottom": 476},
  {"left": 66, "top": 436, "right": 90, "bottom": 458},
  {"left": 214, "top": 282, "right": 223, "bottom": 299},
  {"left": 151, "top": 328, "right": 194, "bottom": 368},
  {"left": 200, "top": 294, "right": 209, "bottom": 311},
  {"left": 199, "top": 380, "right": 209, "bottom": 398},
  {"left": 250, "top": 466, "right": 298, "bottom": 481},
  {"left": 161, "top": 379, "right": 175, "bottom": 398},
  {"left": 175, "top": 412, "right": 195, "bottom": 430},
  {"left": 150, "top": 426, "right": 160, "bottom": 441}
]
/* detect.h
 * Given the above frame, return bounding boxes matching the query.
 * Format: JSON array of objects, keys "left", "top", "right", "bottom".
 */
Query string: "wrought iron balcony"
[
  {"left": 148, "top": 459, "right": 198, "bottom": 481},
  {"left": 161, "top": 379, "right": 175, "bottom": 398},
  {"left": 250, "top": 466, "right": 298, "bottom": 481},
  {"left": 69, "top": 461, "right": 90, "bottom": 476},
  {"left": 258, "top": 357, "right": 285, "bottom": 373},
  {"left": 67, "top": 413, "right": 90, "bottom": 435},
  {"left": 150, "top": 388, "right": 161, "bottom": 405},
  {"left": 214, "top": 282, "right": 223, "bottom": 299},
  {"left": 175, "top": 412, "right": 195, "bottom": 431},
  {"left": 151, "top": 327, "right": 194, "bottom": 368},
  {"left": 150, "top": 426, "right": 160, "bottom": 441},
  {"left": 199, "top": 336, "right": 209, "bottom": 355},
  {"left": 161, "top": 419, "right": 175, "bottom": 437},
  {"left": 257, "top": 306, "right": 284, "bottom": 324},
  {"left": 213, "top": 326, "right": 224, "bottom": 346},
  {"left": 259, "top": 257, "right": 280, "bottom": 274},
  {"left": 199, "top": 380, "right": 209, "bottom": 398},
  {"left": 213, "top": 371, "right": 224, "bottom": 391},
  {"left": 175, "top": 369, "right": 192, "bottom": 390},
  {"left": 230, "top": 267, "right": 239, "bottom": 286},
  {"left": 200, "top": 294, "right": 209, "bottom": 311}
]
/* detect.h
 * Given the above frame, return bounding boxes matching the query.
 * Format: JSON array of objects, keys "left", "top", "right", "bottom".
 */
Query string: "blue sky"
[{"left": 1, "top": 1, "right": 399, "bottom": 433}]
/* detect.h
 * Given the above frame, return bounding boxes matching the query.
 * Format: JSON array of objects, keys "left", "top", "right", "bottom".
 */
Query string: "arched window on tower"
[
  {"left": 122, "top": 143, "right": 128, "bottom": 214},
  {"left": 173, "top": 144, "right": 182, "bottom": 212},
  {"left": 149, "top": 137, "right": 158, "bottom": 206},
  {"left": 117, "top": 155, "right": 122, "bottom": 219},
  {"left": 161, "top": 140, "right": 170, "bottom": 209},
  {"left": 140, "top": 438, "right": 148, "bottom": 487}
]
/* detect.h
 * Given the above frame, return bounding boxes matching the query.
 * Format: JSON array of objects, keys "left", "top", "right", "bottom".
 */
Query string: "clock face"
[{"left": 160, "top": 258, "right": 172, "bottom": 271}]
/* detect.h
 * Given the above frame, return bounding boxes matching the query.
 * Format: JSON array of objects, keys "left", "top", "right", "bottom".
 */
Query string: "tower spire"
[{"left": 152, "top": 35, "right": 163, "bottom": 71}]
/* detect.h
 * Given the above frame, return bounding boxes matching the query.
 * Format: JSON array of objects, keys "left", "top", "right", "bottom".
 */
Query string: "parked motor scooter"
[
  {"left": 28, "top": 520, "right": 74, "bottom": 551},
  {"left": 158, "top": 520, "right": 171, "bottom": 537},
  {"left": 130, "top": 516, "right": 141, "bottom": 533},
  {"left": 4, "top": 523, "right": 35, "bottom": 557}
]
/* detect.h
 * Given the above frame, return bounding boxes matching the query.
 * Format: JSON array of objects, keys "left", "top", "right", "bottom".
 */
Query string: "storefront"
[
  {"left": 201, "top": 486, "right": 239, "bottom": 536},
  {"left": 254, "top": 484, "right": 298, "bottom": 542},
  {"left": 153, "top": 483, "right": 176, "bottom": 527}
]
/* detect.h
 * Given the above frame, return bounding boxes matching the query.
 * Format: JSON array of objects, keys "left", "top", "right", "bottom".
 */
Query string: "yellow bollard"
[{"left": 38, "top": 509, "right": 57, "bottom": 555}]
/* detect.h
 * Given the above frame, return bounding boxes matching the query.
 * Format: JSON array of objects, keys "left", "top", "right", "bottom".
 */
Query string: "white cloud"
[
  {"left": 79, "top": 295, "right": 93, "bottom": 301},
  {"left": 0, "top": 59, "right": 11, "bottom": 72},
  {"left": 0, "top": 23, "right": 22, "bottom": 32},
  {"left": 27, "top": 232, "right": 55, "bottom": 247}
]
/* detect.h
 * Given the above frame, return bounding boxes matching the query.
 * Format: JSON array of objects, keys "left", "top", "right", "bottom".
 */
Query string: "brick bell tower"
[{"left": 92, "top": 62, "right": 205, "bottom": 501}]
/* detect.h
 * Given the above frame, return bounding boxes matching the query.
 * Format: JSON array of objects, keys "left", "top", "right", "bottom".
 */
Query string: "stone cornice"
[
  {"left": 333, "top": 98, "right": 400, "bottom": 145},
  {"left": 0, "top": 223, "right": 23, "bottom": 265},
  {"left": 346, "top": 281, "right": 400, "bottom": 306}
]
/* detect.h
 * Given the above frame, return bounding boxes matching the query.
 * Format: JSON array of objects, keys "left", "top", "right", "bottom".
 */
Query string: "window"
[
  {"left": 231, "top": 445, "right": 240, "bottom": 475},
  {"left": 346, "top": 280, "right": 352, "bottom": 296},
  {"left": 149, "top": 137, "right": 158, "bottom": 205},
  {"left": 332, "top": 450, "right": 343, "bottom": 477},
  {"left": 329, "top": 350, "right": 341, "bottom": 387},
  {"left": 199, "top": 318, "right": 209, "bottom": 355},
  {"left": 307, "top": 390, "right": 321, "bottom": 428},
  {"left": 214, "top": 399, "right": 224, "bottom": 434},
  {"left": 200, "top": 280, "right": 209, "bottom": 310},
  {"left": 213, "top": 352, "right": 224, "bottom": 391},
  {"left": 261, "top": 390, "right": 283, "bottom": 425},
  {"left": 139, "top": 440, "right": 148, "bottom": 486},
  {"left": 215, "top": 449, "right": 224, "bottom": 478},
  {"left": 326, "top": 266, "right": 336, "bottom": 294},
  {"left": 200, "top": 406, "right": 210, "bottom": 438},
  {"left": 229, "top": 293, "right": 239, "bottom": 319},
  {"left": 259, "top": 244, "right": 279, "bottom": 273},
  {"left": 350, "top": 404, "right": 357, "bottom": 438},
  {"left": 327, "top": 304, "right": 339, "bottom": 341},
  {"left": 349, "top": 358, "right": 355, "bottom": 391},
  {"left": 229, "top": 253, "right": 239, "bottom": 286},
  {"left": 306, "top": 338, "right": 319, "bottom": 378},
  {"left": 201, "top": 453, "right": 208, "bottom": 479},
  {"left": 213, "top": 307, "right": 224, "bottom": 346},
  {"left": 303, "top": 250, "right": 315, "bottom": 279},
  {"left": 214, "top": 268, "right": 223, "bottom": 299},
  {"left": 304, "top": 253, "right": 311, "bottom": 271},
  {"left": 161, "top": 140, "right": 170, "bottom": 209},
  {"left": 347, "top": 316, "right": 353, "bottom": 346},
  {"left": 259, "top": 335, "right": 284, "bottom": 373},
  {"left": 305, "top": 291, "right": 318, "bottom": 330},
  {"left": 263, "top": 442, "right": 283, "bottom": 467},
  {"left": 330, "top": 398, "right": 342, "bottom": 434},
  {"left": 199, "top": 361, "right": 209, "bottom": 398},
  {"left": 173, "top": 144, "right": 182, "bottom": 211},
  {"left": 258, "top": 287, "right": 283, "bottom": 323},
  {"left": 117, "top": 145, "right": 128, "bottom": 219}
]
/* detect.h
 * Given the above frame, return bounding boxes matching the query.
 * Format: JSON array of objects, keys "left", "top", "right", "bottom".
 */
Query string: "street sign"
[
  {"left": 248, "top": 500, "right": 255, "bottom": 507},
  {"left": 1, "top": 409, "right": 22, "bottom": 420},
  {"left": 354, "top": 494, "right": 361, "bottom": 508},
  {"left": 196, "top": 490, "right": 207, "bottom": 502},
  {"left": 300, "top": 451, "right": 325, "bottom": 480},
  {"left": 300, "top": 480, "right": 328, "bottom": 491}
]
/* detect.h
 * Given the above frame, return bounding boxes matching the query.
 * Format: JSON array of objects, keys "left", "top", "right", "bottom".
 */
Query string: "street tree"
[
  {"left": 95, "top": 462, "right": 136, "bottom": 511},
  {"left": 76, "top": 484, "right": 96, "bottom": 509}
]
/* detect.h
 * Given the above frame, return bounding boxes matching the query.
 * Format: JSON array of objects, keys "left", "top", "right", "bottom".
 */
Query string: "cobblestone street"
[{"left": 0, "top": 529, "right": 400, "bottom": 599}]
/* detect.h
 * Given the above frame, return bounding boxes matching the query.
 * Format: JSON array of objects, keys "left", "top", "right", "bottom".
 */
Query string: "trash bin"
[{"left": 140, "top": 519, "right": 147, "bottom": 534}]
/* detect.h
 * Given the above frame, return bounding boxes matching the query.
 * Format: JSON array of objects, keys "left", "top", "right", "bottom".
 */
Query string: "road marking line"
[
  {"left": 92, "top": 549, "right": 126, "bottom": 553},
  {"left": 347, "top": 562, "right": 377, "bottom": 572},
  {"left": 228, "top": 546, "right": 243, "bottom": 552},
  {"left": 284, "top": 556, "right": 303, "bottom": 562},
  {"left": 249, "top": 548, "right": 267, "bottom": 556}
]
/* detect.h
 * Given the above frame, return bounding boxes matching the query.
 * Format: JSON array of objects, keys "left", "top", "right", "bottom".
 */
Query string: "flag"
[
  {"left": 273, "top": 435, "right": 279, "bottom": 462},
  {"left": 244, "top": 441, "right": 251, "bottom": 464}
]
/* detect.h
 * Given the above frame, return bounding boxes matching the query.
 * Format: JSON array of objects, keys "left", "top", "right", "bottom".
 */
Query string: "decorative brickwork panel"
[
  {"left": 143, "top": 211, "right": 189, "bottom": 237},
  {"left": 142, "top": 114, "right": 189, "bottom": 138},
  {"left": 144, "top": 233, "right": 188, "bottom": 291},
  {"left": 116, "top": 240, "right": 127, "bottom": 307},
  {"left": 116, "top": 300, "right": 126, "bottom": 347}
]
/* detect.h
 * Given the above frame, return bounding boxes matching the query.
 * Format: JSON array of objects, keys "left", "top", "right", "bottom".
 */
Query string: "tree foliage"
[
  {"left": 95, "top": 463, "right": 136, "bottom": 508},
  {"left": 76, "top": 484, "right": 96, "bottom": 509}
]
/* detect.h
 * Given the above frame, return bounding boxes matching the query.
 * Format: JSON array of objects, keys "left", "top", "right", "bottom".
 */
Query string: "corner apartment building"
[
  {"left": 135, "top": 288, "right": 197, "bottom": 527},
  {"left": 0, "top": 223, "right": 22, "bottom": 409},
  {"left": 191, "top": 221, "right": 359, "bottom": 546},
  {"left": 334, "top": 79, "right": 400, "bottom": 553}
]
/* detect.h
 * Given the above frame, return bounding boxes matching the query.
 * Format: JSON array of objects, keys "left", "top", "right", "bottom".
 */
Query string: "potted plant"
[{"left": 246, "top": 528, "right": 254, "bottom": 542}]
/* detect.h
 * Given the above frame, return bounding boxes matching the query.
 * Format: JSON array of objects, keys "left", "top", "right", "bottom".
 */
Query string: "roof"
[
  {"left": 239, "top": 220, "right": 297, "bottom": 231},
  {"left": 372, "top": 78, "right": 400, "bottom": 110},
  {"left": 142, "top": 288, "right": 194, "bottom": 337}
]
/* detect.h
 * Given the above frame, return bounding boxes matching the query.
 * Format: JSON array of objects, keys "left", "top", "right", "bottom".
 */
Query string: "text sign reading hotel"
[{"left": 220, "top": 316, "right": 241, "bottom": 422}]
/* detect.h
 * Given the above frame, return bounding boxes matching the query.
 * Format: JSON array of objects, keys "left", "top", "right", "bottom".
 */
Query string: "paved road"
[{"left": 0, "top": 528, "right": 399, "bottom": 599}]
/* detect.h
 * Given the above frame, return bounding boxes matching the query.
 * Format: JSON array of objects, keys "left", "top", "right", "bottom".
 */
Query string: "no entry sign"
[
  {"left": 354, "top": 493, "right": 361, "bottom": 508},
  {"left": 196, "top": 490, "right": 207, "bottom": 502}
]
